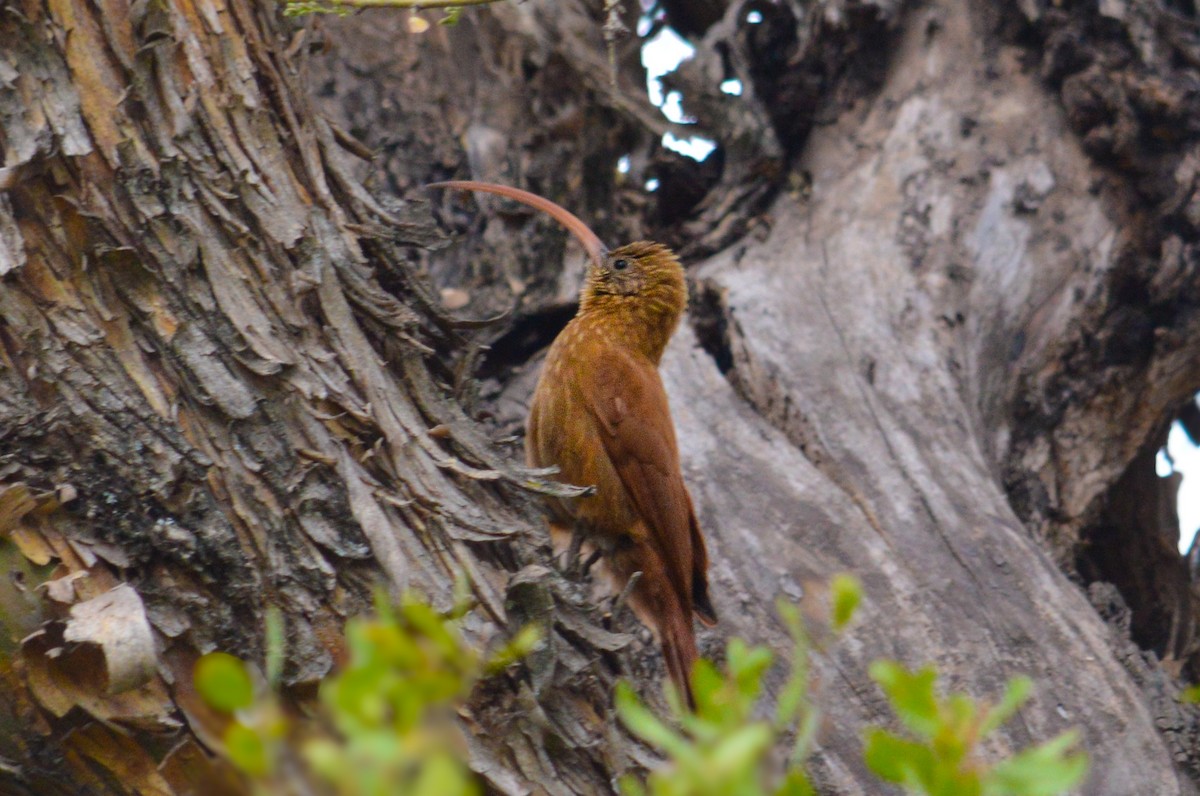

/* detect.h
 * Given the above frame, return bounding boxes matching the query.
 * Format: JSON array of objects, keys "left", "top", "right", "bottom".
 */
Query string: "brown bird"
[{"left": 430, "top": 181, "right": 717, "bottom": 706}]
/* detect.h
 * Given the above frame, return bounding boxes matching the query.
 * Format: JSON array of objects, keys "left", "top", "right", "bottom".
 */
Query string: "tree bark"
[{"left": 3, "top": 0, "right": 1200, "bottom": 794}]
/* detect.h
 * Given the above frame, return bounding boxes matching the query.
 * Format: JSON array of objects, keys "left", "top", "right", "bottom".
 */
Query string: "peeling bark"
[
  {"left": 315, "top": 0, "right": 1200, "bottom": 792},
  {"left": 0, "top": 2, "right": 606, "bottom": 792}
]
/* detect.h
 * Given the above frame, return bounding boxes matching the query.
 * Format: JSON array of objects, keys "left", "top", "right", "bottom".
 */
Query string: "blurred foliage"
[
  {"left": 614, "top": 577, "right": 866, "bottom": 796},
  {"left": 195, "top": 652, "right": 255, "bottom": 714},
  {"left": 194, "top": 587, "right": 538, "bottom": 796},
  {"left": 829, "top": 574, "right": 861, "bottom": 633},
  {"left": 864, "top": 663, "right": 1088, "bottom": 796},
  {"left": 615, "top": 574, "right": 1087, "bottom": 796},
  {"left": 196, "top": 575, "right": 1087, "bottom": 796}
]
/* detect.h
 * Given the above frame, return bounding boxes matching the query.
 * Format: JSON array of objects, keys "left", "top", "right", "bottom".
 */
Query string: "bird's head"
[{"left": 581, "top": 240, "right": 685, "bottom": 313}]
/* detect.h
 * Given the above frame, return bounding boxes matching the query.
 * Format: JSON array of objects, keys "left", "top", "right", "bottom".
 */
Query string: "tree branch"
[{"left": 284, "top": 0, "right": 505, "bottom": 15}]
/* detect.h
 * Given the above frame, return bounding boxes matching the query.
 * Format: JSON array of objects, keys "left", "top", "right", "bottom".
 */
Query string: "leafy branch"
[
  {"left": 865, "top": 663, "right": 1088, "bottom": 796},
  {"left": 193, "top": 587, "right": 538, "bottom": 795},
  {"left": 615, "top": 574, "right": 864, "bottom": 796},
  {"left": 194, "top": 575, "right": 1087, "bottom": 796},
  {"left": 615, "top": 574, "right": 1087, "bottom": 796}
]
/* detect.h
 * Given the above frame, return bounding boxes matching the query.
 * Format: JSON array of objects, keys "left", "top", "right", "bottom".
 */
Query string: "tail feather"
[
  {"left": 660, "top": 602, "right": 699, "bottom": 710},
  {"left": 693, "top": 578, "right": 717, "bottom": 627},
  {"left": 686, "top": 493, "right": 718, "bottom": 627},
  {"left": 613, "top": 535, "right": 701, "bottom": 709}
]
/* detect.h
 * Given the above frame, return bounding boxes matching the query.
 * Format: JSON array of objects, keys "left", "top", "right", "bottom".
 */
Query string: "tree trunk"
[{"left": 3, "top": 0, "right": 1200, "bottom": 794}]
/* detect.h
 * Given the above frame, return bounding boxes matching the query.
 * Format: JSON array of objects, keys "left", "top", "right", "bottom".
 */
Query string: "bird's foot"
[
  {"left": 580, "top": 548, "right": 603, "bottom": 577},
  {"left": 559, "top": 526, "right": 585, "bottom": 578},
  {"left": 560, "top": 526, "right": 606, "bottom": 580}
]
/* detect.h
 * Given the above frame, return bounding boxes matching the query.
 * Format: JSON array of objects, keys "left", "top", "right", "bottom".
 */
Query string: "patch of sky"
[
  {"left": 1157, "top": 419, "right": 1200, "bottom": 554},
  {"left": 663, "top": 132, "right": 716, "bottom": 160},
  {"left": 641, "top": 23, "right": 717, "bottom": 163}
]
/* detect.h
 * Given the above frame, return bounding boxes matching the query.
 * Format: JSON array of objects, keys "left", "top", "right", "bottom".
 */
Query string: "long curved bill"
[{"left": 427, "top": 181, "right": 608, "bottom": 268}]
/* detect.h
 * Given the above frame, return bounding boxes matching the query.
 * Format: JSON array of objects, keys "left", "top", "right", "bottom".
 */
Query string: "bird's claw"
[
  {"left": 611, "top": 570, "right": 642, "bottom": 618},
  {"left": 560, "top": 526, "right": 586, "bottom": 578}
]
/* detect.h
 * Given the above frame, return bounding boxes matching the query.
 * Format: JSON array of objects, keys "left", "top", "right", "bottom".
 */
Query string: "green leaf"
[
  {"left": 727, "top": 640, "right": 773, "bottom": 705},
  {"left": 690, "top": 658, "right": 725, "bottom": 721},
  {"left": 413, "top": 751, "right": 480, "bottom": 796},
  {"left": 448, "top": 573, "right": 475, "bottom": 620},
  {"left": 302, "top": 737, "right": 341, "bottom": 781},
  {"left": 863, "top": 728, "right": 935, "bottom": 787},
  {"left": 618, "top": 772, "right": 648, "bottom": 796},
  {"left": 986, "top": 730, "right": 1088, "bottom": 796},
  {"left": 486, "top": 624, "right": 541, "bottom": 673},
  {"left": 936, "top": 771, "right": 983, "bottom": 796},
  {"left": 868, "top": 661, "right": 940, "bottom": 739},
  {"left": 224, "top": 721, "right": 271, "bottom": 776},
  {"left": 663, "top": 676, "right": 689, "bottom": 718},
  {"left": 1181, "top": 684, "right": 1200, "bottom": 704},
  {"left": 709, "top": 723, "right": 773, "bottom": 774},
  {"left": 943, "top": 692, "right": 979, "bottom": 745},
  {"left": 776, "top": 769, "right": 816, "bottom": 796},
  {"left": 615, "top": 682, "right": 688, "bottom": 757},
  {"left": 775, "top": 598, "right": 812, "bottom": 731},
  {"left": 776, "top": 599, "right": 804, "bottom": 640},
  {"left": 402, "top": 597, "right": 462, "bottom": 661},
  {"left": 788, "top": 702, "right": 820, "bottom": 767},
  {"left": 774, "top": 677, "right": 807, "bottom": 732},
  {"left": 979, "top": 676, "right": 1032, "bottom": 737},
  {"left": 830, "top": 574, "right": 862, "bottom": 631},
  {"left": 194, "top": 652, "right": 255, "bottom": 713},
  {"left": 264, "top": 605, "right": 285, "bottom": 689}
]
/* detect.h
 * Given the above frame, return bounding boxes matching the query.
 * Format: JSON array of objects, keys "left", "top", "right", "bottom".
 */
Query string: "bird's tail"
[
  {"left": 686, "top": 496, "right": 718, "bottom": 628},
  {"left": 658, "top": 597, "right": 700, "bottom": 710},
  {"left": 614, "top": 538, "right": 700, "bottom": 709}
]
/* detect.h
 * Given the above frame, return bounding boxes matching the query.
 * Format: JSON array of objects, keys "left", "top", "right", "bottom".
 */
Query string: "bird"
[{"left": 429, "top": 181, "right": 717, "bottom": 707}]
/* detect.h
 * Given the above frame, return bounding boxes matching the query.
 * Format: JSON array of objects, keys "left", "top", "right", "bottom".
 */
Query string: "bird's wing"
[{"left": 581, "top": 347, "right": 709, "bottom": 615}]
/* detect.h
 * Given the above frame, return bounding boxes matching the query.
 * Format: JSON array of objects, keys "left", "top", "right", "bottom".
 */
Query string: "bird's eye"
[{"left": 613, "top": 258, "right": 629, "bottom": 271}]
